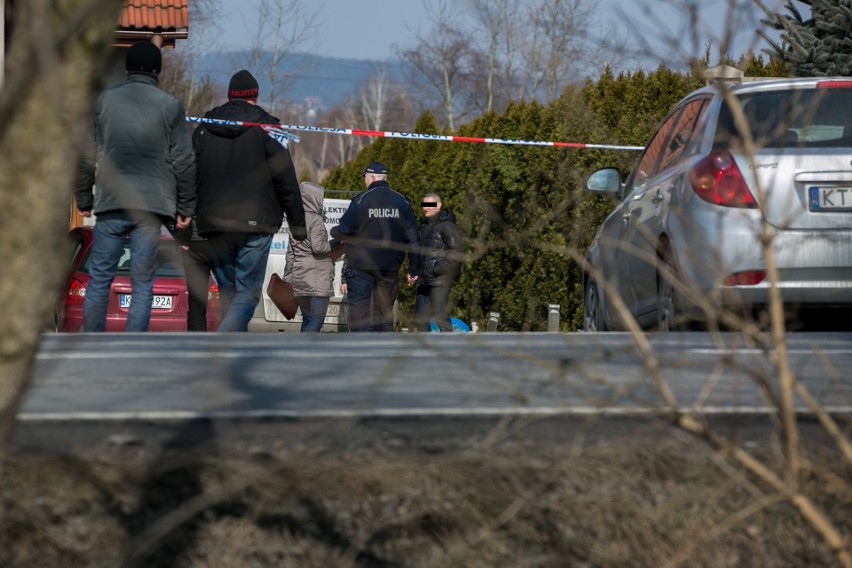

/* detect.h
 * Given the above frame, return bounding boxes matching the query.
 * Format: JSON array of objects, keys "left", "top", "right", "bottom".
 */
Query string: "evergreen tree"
[{"left": 758, "top": 0, "right": 852, "bottom": 76}]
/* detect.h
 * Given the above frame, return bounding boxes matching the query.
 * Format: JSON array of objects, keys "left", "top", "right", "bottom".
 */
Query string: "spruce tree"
[{"left": 758, "top": 0, "right": 852, "bottom": 76}]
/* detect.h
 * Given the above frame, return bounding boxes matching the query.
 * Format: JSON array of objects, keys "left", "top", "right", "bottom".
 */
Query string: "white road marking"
[
  {"left": 16, "top": 406, "right": 852, "bottom": 422},
  {"left": 34, "top": 350, "right": 433, "bottom": 360},
  {"left": 34, "top": 347, "right": 852, "bottom": 360}
]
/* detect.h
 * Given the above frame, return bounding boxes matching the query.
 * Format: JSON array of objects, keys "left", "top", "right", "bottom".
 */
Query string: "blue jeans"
[
  {"left": 208, "top": 232, "right": 272, "bottom": 332},
  {"left": 295, "top": 296, "right": 330, "bottom": 332},
  {"left": 83, "top": 210, "right": 162, "bottom": 332}
]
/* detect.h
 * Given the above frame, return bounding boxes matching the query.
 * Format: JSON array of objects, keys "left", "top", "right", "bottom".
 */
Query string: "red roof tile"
[{"left": 119, "top": 0, "right": 188, "bottom": 32}]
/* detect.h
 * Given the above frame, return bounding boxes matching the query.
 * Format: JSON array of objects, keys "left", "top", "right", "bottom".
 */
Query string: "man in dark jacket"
[
  {"left": 331, "top": 162, "right": 419, "bottom": 332},
  {"left": 193, "top": 70, "right": 307, "bottom": 331},
  {"left": 76, "top": 41, "right": 196, "bottom": 332},
  {"left": 407, "top": 192, "right": 464, "bottom": 332}
]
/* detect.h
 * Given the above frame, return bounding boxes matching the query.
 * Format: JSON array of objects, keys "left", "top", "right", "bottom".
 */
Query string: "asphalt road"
[{"left": 12, "top": 331, "right": 852, "bottom": 457}]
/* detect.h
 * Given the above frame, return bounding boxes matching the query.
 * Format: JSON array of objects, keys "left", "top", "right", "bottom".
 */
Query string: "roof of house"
[{"left": 116, "top": 0, "right": 189, "bottom": 48}]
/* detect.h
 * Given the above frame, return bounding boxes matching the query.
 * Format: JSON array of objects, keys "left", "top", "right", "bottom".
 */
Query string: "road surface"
[{"left": 12, "top": 332, "right": 852, "bottom": 457}]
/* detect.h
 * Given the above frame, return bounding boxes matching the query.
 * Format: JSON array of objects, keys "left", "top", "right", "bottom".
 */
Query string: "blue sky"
[
  {"left": 215, "top": 0, "right": 432, "bottom": 61},
  {"left": 213, "top": 0, "right": 789, "bottom": 65}
]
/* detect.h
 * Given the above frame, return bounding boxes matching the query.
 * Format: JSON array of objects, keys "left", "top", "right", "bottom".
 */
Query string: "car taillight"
[
  {"left": 688, "top": 150, "right": 757, "bottom": 208},
  {"left": 66, "top": 278, "right": 86, "bottom": 304},
  {"left": 208, "top": 281, "right": 219, "bottom": 301},
  {"left": 723, "top": 270, "right": 766, "bottom": 286}
]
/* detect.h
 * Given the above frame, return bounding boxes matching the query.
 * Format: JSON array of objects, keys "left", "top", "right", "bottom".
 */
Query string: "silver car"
[{"left": 583, "top": 76, "right": 852, "bottom": 331}]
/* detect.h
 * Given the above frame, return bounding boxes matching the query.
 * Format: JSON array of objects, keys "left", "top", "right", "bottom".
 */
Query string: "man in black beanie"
[
  {"left": 192, "top": 69, "right": 306, "bottom": 331},
  {"left": 75, "top": 41, "right": 196, "bottom": 332},
  {"left": 124, "top": 40, "right": 162, "bottom": 75},
  {"left": 227, "top": 69, "right": 259, "bottom": 100}
]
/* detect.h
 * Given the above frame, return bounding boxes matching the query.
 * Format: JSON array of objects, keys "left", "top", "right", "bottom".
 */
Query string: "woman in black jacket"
[{"left": 408, "top": 193, "right": 464, "bottom": 332}]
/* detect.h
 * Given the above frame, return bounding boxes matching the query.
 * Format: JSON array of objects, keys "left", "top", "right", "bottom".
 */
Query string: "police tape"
[{"left": 186, "top": 116, "right": 644, "bottom": 151}]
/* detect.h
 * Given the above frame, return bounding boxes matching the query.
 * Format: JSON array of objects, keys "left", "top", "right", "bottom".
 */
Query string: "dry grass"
[{"left": 1, "top": 433, "right": 847, "bottom": 568}]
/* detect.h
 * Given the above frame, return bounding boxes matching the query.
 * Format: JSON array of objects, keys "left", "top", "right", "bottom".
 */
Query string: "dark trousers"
[
  {"left": 181, "top": 240, "right": 215, "bottom": 331},
  {"left": 295, "top": 296, "right": 330, "bottom": 332},
  {"left": 346, "top": 267, "right": 399, "bottom": 332},
  {"left": 415, "top": 284, "right": 452, "bottom": 332}
]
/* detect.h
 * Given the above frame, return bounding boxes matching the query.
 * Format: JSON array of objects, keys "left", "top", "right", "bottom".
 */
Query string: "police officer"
[{"left": 331, "top": 162, "right": 420, "bottom": 332}]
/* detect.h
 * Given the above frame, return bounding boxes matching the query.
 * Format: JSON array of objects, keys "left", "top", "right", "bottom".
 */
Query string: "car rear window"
[
  {"left": 80, "top": 240, "right": 185, "bottom": 278},
  {"left": 717, "top": 87, "right": 852, "bottom": 148}
]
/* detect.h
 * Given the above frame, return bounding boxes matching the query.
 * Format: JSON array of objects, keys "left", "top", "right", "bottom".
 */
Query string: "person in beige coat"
[{"left": 283, "top": 182, "right": 335, "bottom": 332}]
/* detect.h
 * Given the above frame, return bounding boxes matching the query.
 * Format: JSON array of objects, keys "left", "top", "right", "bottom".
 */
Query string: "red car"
[{"left": 56, "top": 226, "right": 221, "bottom": 332}]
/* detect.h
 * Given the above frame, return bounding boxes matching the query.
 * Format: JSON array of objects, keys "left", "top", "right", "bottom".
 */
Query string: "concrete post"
[
  {"left": 703, "top": 65, "right": 743, "bottom": 86},
  {"left": 547, "top": 304, "right": 560, "bottom": 332},
  {"left": 486, "top": 311, "right": 499, "bottom": 332}
]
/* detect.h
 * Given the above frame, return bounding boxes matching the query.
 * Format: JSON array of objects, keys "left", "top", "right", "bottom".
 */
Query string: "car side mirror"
[{"left": 584, "top": 168, "right": 622, "bottom": 195}]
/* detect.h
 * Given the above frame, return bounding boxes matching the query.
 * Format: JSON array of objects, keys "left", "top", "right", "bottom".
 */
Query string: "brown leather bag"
[
  {"left": 329, "top": 240, "right": 346, "bottom": 262},
  {"left": 266, "top": 274, "right": 297, "bottom": 320}
]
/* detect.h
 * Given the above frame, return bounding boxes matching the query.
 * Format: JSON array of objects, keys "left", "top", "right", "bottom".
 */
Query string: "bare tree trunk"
[
  {"left": 0, "top": 0, "right": 120, "bottom": 456},
  {"left": 470, "top": 0, "right": 519, "bottom": 113},
  {"left": 265, "top": 1, "right": 285, "bottom": 115},
  {"left": 517, "top": 0, "right": 601, "bottom": 101},
  {"left": 239, "top": 0, "right": 320, "bottom": 116},
  {"left": 500, "top": 3, "right": 520, "bottom": 102},
  {"left": 360, "top": 65, "right": 389, "bottom": 130},
  {"left": 442, "top": 63, "right": 455, "bottom": 131},
  {"left": 179, "top": 0, "right": 219, "bottom": 114},
  {"left": 335, "top": 130, "right": 347, "bottom": 165},
  {"left": 398, "top": 0, "right": 471, "bottom": 130},
  {"left": 319, "top": 133, "right": 328, "bottom": 172}
]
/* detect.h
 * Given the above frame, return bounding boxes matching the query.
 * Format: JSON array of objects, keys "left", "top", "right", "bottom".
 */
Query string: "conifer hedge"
[{"left": 323, "top": 58, "right": 783, "bottom": 331}]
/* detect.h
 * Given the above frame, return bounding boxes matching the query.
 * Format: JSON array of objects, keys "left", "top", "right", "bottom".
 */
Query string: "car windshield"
[
  {"left": 80, "top": 240, "right": 185, "bottom": 277},
  {"left": 717, "top": 87, "right": 852, "bottom": 148}
]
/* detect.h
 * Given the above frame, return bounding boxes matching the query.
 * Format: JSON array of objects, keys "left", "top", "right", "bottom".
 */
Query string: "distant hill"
[{"left": 196, "top": 50, "right": 407, "bottom": 109}]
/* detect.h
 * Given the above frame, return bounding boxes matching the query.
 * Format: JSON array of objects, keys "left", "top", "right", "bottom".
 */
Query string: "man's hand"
[
  {"left": 407, "top": 274, "right": 419, "bottom": 286},
  {"left": 77, "top": 209, "right": 92, "bottom": 218},
  {"left": 176, "top": 214, "right": 192, "bottom": 230}
]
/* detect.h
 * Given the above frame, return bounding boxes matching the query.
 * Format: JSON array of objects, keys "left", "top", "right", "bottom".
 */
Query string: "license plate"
[
  {"left": 119, "top": 294, "right": 173, "bottom": 309},
  {"left": 809, "top": 186, "right": 852, "bottom": 211}
]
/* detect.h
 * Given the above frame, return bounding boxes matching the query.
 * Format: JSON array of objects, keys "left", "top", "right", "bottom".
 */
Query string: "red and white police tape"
[{"left": 186, "top": 116, "right": 644, "bottom": 151}]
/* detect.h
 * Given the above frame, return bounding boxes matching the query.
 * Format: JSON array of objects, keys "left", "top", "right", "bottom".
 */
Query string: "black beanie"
[
  {"left": 228, "top": 70, "right": 259, "bottom": 100},
  {"left": 125, "top": 41, "right": 162, "bottom": 74}
]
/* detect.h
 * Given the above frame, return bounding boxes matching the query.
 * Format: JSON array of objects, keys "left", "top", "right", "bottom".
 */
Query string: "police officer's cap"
[{"left": 360, "top": 161, "right": 388, "bottom": 177}]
